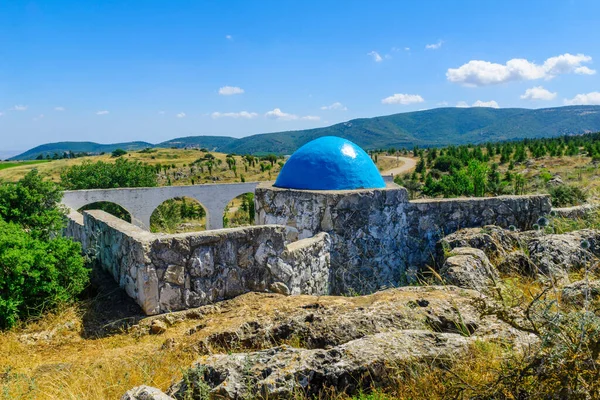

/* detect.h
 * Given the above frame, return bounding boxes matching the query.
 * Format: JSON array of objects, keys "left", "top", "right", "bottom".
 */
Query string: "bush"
[
  {"left": 111, "top": 148, "right": 127, "bottom": 158},
  {"left": 60, "top": 158, "right": 157, "bottom": 190},
  {"left": 0, "top": 220, "right": 88, "bottom": 329},
  {"left": 432, "top": 155, "right": 463, "bottom": 172},
  {"left": 0, "top": 169, "right": 65, "bottom": 239},
  {"left": 548, "top": 184, "right": 587, "bottom": 207}
]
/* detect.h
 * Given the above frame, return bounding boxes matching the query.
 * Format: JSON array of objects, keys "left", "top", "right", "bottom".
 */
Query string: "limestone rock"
[
  {"left": 527, "top": 233, "right": 595, "bottom": 283},
  {"left": 438, "top": 225, "right": 521, "bottom": 265},
  {"left": 169, "top": 330, "right": 473, "bottom": 399},
  {"left": 440, "top": 247, "right": 499, "bottom": 292},
  {"left": 561, "top": 279, "right": 600, "bottom": 305},
  {"left": 268, "top": 282, "right": 290, "bottom": 295},
  {"left": 121, "top": 385, "right": 174, "bottom": 400},
  {"left": 496, "top": 250, "right": 536, "bottom": 277},
  {"left": 150, "top": 320, "right": 167, "bottom": 335}
]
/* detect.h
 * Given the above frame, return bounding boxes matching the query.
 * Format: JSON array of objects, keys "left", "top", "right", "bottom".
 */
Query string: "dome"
[{"left": 274, "top": 136, "right": 386, "bottom": 190}]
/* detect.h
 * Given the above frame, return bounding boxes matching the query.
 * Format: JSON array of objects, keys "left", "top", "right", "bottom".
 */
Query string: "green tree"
[
  {"left": 60, "top": 158, "right": 157, "bottom": 190},
  {"left": 0, "top": 170, "right": 65, "bottom": 239},
  {"left": 111, "top": 148, "right": 127, "bottom": 158}
]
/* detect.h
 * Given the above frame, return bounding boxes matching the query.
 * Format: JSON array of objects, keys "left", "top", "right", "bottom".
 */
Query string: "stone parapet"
[{"left": 78, "top": 210, "right": 331, "bottom": 314}]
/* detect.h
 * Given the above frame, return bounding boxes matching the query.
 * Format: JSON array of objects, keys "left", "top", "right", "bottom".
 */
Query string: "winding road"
[{"left": 381, "top": 156, "right": 417, "bottom": 176}]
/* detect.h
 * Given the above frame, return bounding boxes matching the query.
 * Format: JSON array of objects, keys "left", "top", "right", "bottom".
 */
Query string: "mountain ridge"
[{"left": 10, "top": 105, "right": 600, "bottom": 160}]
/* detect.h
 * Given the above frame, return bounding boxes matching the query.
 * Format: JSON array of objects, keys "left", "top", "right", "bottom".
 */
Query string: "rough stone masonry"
[{"left": 254, "top": 182, "right": 551, "bottom": 294}]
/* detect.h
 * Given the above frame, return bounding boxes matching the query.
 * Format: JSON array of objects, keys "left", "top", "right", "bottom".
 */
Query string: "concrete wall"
[
  {"left": 255, "top": 182, "right": 551, "bottom": 294},
  {"left": 61, "top": 182, "right": 260, "bottom": 231},
  {"left": 79, "top": 210, "right": 331, "bottom": 314}
]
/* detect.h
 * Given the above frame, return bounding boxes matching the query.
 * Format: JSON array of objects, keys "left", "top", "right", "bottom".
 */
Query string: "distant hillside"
[
  {"left": 11, "top": 141, "right": 153, "bottom": 160},
  {"left": 11, "top": 106, "right": 600, "bottom": 159},
  {"left": 157, "top": 136, "right": 237, "bottom": 151}
]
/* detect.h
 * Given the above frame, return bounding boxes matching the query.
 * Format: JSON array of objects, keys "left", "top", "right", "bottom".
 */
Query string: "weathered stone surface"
[
  {"left": 561, "top": 279, "right": 600, "bottom": 305},
  {"left": 80, "top": 211, "right": 331, "bottom": 315},
  {"left": 171, "top": 331, "right": 472, "bottom": 399},
  {"left": 496, "top": 250, "right": 536, "bottom": 277},
  {"left": 440, "top": 247, "right": 499, "bottom": 292},
  {"left": 552, "top": 204, "right": 598, "bottom": 219},
  {"left": 437, "top": 225, "right": 522, "bottom": 265},
  {"left": 255, "top": 182, "right": 550, "bottom": 294},
  {"left": 150, "top": 320, "right": 167, "bottom": 335},
  {"left": 527, "top": 233, "right": 595, "bottom": 283},
  {"left": 268, "top": 282, "right": 290, "bottom": 295},
  {"left": 162, "top": 287, "right": 536, "bottom": 399},
  {"left": 121, "top": 385, "right": 174, "bottom": 400}
]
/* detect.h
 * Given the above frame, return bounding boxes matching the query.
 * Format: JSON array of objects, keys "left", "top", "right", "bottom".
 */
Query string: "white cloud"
[
  {"left": 218, "top": 86, "right": 244, "bottom": 95},
  {"left": 520, "top": 86, "right": 557, "bottom": 101},
  {"left": 472, "top": 100, "right": 499, "bottom": 108},
  {"left": 320, "top": 102, "right": 347, "bottom": 111},
  {"left": 367, "top": 51, "right": 383, "bottom": 62},
  {"left": 265, "top": 108, "right": 298, "bottom": 120},
  {"left": 455, "top": 100, "right": 499, "bottom": 108},
  {"left": 176, "top": 112, "right": 186, "bottom": 118},
  {"left": 0, "top": 112, "right": 3, "bottom": 117},
  {"left": 302, "top": 115, "right": 321, "bottom": 121},
  {"left": 96, "top": 110, "right": 109, "bottom": 115},
  {"left": 404, "top": 47, "right": 410, "bottom": 51},
  {"left": 225, "top": 34, "right": 233, "bottom": 40},
  {"left": 575, "top": 66, "right": 596, "bottom": 75},
  {"left": 54, "top": 106, "right": 65, "bottom": 111},
  {"left": 33, "top": 114, "right": 44, "bottom": 121},
  {"left": 158, "top": 110, "right": 165, "bottom": 115},
  {"left": 211, "top": 111, "right": 258, "bottom": 119},
  {"left": 425, "top": 40, "right": 443, "bottom": 50},
  {"left": 564, "top": 92, "right": 600, "bottom": 105},
  {"left": 11, "top": 105, "right": 28, "bottom": 111},
  {"left": 437, "top": 101, "right": 449, "bottom": 106},
  {"left": 447, "top": 53, "right": 595, "bottom": 87},
  {"left": 381, "top": 93, "right": 425, "bottom": 105}
]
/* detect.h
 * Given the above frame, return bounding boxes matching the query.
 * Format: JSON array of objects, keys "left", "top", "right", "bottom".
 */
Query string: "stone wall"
[
  {"left": 255, "top": 182, "right": 551, "bottom": 294},
  {"left": 78, "top": 210, "right": 331, "bottom": 314}
]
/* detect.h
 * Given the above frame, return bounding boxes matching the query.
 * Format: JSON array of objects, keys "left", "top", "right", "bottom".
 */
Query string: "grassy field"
[
  {"left": 0, "top": 148, "right": 400, "bottom": 185},
  {"left": 0, "top": 160, "right": 51, "bottom": 172}
]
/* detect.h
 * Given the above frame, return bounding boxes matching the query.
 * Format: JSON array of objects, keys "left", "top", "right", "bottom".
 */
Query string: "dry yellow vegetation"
[{"left": 0, "top": 148, "right": 402, "bottom": 186}]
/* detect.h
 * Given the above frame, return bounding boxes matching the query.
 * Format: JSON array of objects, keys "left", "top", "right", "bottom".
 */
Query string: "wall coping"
[{"left": 256, "top": 181, "right": 405, "bottom": 195}]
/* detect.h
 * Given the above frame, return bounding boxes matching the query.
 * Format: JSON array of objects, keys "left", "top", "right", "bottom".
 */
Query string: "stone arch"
[
  {"left": 149, "top": 196, "right": 208, "bottom": 233},
  {"left": 77, "top": 201, "right": 133, "bottom": 223},
  {"left": 223, "top": 192, "right": 256, "bottom": 228}
]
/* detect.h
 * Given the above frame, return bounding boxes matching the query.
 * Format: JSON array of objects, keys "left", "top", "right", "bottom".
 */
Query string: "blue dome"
[{"left": 274, "top": 136, "right": 386, "bottom": 190}]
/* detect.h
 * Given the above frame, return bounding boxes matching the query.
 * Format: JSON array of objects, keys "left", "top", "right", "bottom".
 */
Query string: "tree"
[
  {"left": 111, "top": 148, "right": 127, "bottom": 158},
  {"left": 60, "top": 158, "right": 157, "bottom": 190},
  {"left": 0, "top": 170, "right": 65, "bottom": 239}
]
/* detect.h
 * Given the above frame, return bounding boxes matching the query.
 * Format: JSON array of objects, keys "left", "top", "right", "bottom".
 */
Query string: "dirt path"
[{"left": 381, "top": 156, "right": 417, "bottom": 176}]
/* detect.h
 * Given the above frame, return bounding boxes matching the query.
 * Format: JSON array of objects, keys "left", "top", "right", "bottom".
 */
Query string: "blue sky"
[{"left": 2, "top": 0, "right": 600, "bottom": 152}]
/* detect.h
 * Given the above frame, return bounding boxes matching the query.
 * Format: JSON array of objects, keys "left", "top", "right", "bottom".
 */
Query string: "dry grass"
[{"left": 0, "top": 148, "right": 401, "bottom": 186}]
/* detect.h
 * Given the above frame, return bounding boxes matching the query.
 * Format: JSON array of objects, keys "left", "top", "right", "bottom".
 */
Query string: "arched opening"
[
  {"left": 150, "top": 196, "right": 207, "bottom": 233},
  {"left": 223, "top": 192, "right": 255, "bottom": 228},
  {"left": 78, "top": 202, "right": 132, "bottom": 223}
]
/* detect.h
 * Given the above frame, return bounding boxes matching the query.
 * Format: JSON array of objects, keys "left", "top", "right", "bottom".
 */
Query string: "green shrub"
[
  {"left": 432, "top": 155, "right": 463, "bottom": 172},
  {"left": 0, "top": 169, "right": 65, "bottom": 239},
  {"left": 60, "top": 158, "right": 157, "bottom": 190},
  {"left": 0, "top": 219, "right": 88, "bottom": 329},
  {"left": 548, "top": 184, "right": 587, "bottom": 207}
]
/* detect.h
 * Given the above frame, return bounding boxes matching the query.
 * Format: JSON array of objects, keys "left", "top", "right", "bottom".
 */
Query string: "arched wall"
[{"left": 62, "top": 182, "right": 260, "bottom": 231}]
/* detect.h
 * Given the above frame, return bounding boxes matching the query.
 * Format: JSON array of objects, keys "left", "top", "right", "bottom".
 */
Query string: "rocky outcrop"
[
  {"left": 440, "top": 247, "right": 499, "bottom": 292},
  {"left": 170, "top": 331, "right": 473, "bottom": 399},
  {"left": 438, "top": 226, "right": 600, "bottom": 285},
  {"left": 152, "top": 287, "right": 536, "bottom": 399},
  {"left": 437, "top": 225, "right": 522, "bottom": 265},
  {"left": 527, "top": 232, "right": 595, "bottom": 283},
  {"left": 561, "top": 279, "right": 600, "bottom": 305},
  {"left": 121, "top": 385, "right": 174, "bottom": 400}
]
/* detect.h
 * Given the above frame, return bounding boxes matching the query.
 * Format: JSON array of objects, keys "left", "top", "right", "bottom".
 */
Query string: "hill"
[
  {"left": 11, "top": 106, "right": 600, "bottom": 159},
  {"left": 12, "top": 141, "right": 153, "bottom": 160}
]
